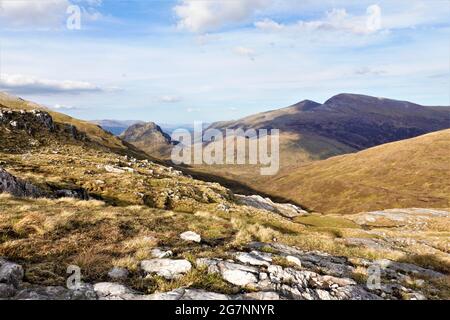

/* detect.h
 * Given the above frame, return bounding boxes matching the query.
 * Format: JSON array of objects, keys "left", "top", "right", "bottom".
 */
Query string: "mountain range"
[{"left": 0, "top": 91, "right": 449, "bottom": 300}]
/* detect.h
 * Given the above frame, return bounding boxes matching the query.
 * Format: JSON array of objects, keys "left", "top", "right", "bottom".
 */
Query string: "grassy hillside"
[
  {"left": 0, "top": 93, "right": 448, "bottom": 299},
  {"left": 267, "top": 129, "right": 450, "bottom": 214},
  {"left": 0, "top": 92, "right": 151, "bottom": 160}
]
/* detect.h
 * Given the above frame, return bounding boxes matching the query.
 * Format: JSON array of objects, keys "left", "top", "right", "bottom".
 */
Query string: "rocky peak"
[
  {"left": 120, "top": 122, "right": 172, "bottom": 144},
  {"left": 119, "top": 121, "right": 176, "bottom": 157}
]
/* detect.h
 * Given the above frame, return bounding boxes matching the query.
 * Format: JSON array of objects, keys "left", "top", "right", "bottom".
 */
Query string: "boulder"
[
  {"left": 235, "top": 251, "right": 272, "bottom": 266},
  {"left": 0, "top": 283, "right": 16, "bottom": 298},
  {"left": 180, "top": 231, "right": 201, "bottom": 243},
  {"left": 0, "top": 167, "right": 46, "bottom": 198},
  {"left": 94, "top": 282, "right": 134, "bottom": 297},
  {"left": 107, "top": 267, "right": 129, "bottom": 280},
  {"left": 141, "top": 259, "right": 192, "bottom": 280},
  {"left": 151, "top": 248, "right": 173, "bottom": 258},
  {"left": 235, "top": 194, "right": 308, "bottom": 218},
  {"left": 0, "top": 260, "right": 24, "bottom": 287}
]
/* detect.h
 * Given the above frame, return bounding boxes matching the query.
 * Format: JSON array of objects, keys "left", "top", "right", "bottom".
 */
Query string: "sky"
[{"left": 0, "top": 0, "right": 449, "bottom": 123}]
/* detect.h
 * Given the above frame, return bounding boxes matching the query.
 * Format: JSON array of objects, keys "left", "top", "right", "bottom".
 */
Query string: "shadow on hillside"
[{"left": 172, "top": 163, "right": 311, "bottom": 212}]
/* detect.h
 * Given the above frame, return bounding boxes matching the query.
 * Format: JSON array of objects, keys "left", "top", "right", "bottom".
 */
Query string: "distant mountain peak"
[
  {"left": 290, "top": 99, "right": 321, "bottom": 111},
  {"left": 120, "top": 121, "right": 175, "bottom": 157},
  {"left": 121, "top": 122, "right": 172, "bottom": 143}
]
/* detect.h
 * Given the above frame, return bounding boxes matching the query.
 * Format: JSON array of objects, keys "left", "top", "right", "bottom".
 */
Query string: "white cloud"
[
  {"left": 254, "top": 18, "right": 284, "bottom": 32},
  {"left": 233, "top": 46, "right": 256, "bottom": 60},
  {"left": 159, "top": 95, "right": 182, "bottom": 103},
  {"left": 0, "top": 0, "right": 71, "bottom": 27},
  {"left": 0, "top": 0, "right": 104, "bottom": 28},
  {"left": 174, "top": 0, "right": 271, "bottom": 33},
  {"left": 186, "top": 107, "right": 201, "bottom": 113},
  {"left": 0, "top": 74, "right": 106, "bottom": 94},
  {"left": 51, "top": 104, "right": 80, "bottom": 110},
  {"left": 256, "top": 4, "right": 383, "bottom": 35}
]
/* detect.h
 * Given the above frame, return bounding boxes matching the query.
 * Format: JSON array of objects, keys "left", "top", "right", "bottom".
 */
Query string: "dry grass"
[{"left": 267, "top": 130, "right": 450, "bottom": 215}]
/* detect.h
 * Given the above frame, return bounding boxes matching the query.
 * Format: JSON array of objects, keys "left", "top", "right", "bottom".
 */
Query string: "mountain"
[
  {"left": 267, "top": 129, "right": 450, "bottom": 214},
  {"left": 120, "top": 122, "right": 176, "bottom": 157},
  {"left": 92, "top": 119, "right": 144, "bottom": 135},
  {"left": 0, "top": 92, "right": 151, "bottom": 160},
  {"left": 210, "top": 93, "right": 450, "bottom": 153},
  {"left": 187, "top": 93, "right": 450, "bottom": 199},
  {"left": 0, "top": 91, "right": 448, "bottom": 300}
]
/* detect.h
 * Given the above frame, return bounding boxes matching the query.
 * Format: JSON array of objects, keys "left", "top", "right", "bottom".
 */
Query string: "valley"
[{"left": 0, "top": 92, "right": 449, "bottom": 300}]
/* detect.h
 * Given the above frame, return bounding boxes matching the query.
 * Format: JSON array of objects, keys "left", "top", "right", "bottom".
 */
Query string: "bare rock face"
[
  {"left": 0, "top": 109, "right": 55, "bottom": 133},
  {"left": 0, "top": 167, "right": 45, "bottom": 198},
  {"left": 119, "top": 121, "right": 176, "bottom": 157},
  {"left": 235, "top": 194, "right": 308, "bottom": 218},
  {"left": 0, "top": 167, "right": 88, "bottom": 200}
]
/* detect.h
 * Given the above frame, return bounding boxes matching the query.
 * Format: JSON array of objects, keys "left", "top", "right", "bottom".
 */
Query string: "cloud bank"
[
  {"left": 0, "top": 74, "right": 105, "bottom": 95},
  {"left": 174, "top": 0, "right": 271, "bottom": 33}
]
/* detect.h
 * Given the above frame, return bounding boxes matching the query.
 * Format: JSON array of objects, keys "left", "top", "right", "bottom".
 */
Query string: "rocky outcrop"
[
  {"left": 235, "top": 194, "right": 308, "bottom": 218},
  {"left": 0, "top": 167, "right": 89, "bottom": 200},
  {"left": 0, "top": 167, "right": 46, "bottom": 198},
  {"left": 0, "top": 108, "right": 55, "bottom": 133},
  {"left": 1, "top": 237, "right": 440, "bottom": 301},
  {"left": 0, "top": 108, "right": 86, "bottom": 142},
  {"left": 119, "top": 122, "right": 176, "bottom": 157}
]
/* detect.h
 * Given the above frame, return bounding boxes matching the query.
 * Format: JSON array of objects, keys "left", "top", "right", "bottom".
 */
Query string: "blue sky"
[{"left": 0, "top": 0, "right": 449, "bottom": 123}]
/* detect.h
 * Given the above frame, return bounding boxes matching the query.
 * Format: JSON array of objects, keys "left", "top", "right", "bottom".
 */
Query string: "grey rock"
[
  {"left": 13, "top": 285, "right": 96, "bottom": 300},
  {"left": 237, "top": 291, "right": 281, "bottom": 300},
  {"left": 151, "top": 248, "right": 173, "bottom": 258},
  {"left": 108, "top": 267, "right": 129, "bottom": 280},
  {"left": 375, "top": 259, "right": 444, "bottom": 278},
  {"left": 235, "top": 194, "right": 308, "bottom": 218},
  {"left": 94, "top": 282, "right": 134, "bottom": 297},
  {"left": 141, "top": 259, "right": 192, "bottom": 279},
  {"left": 222, "top": 269, "right": 258, "bottom": 286},
  {"left": 0, "top": 283, "right": 16, "bottom": 298},
  {"left": 197, "top": 258, "right": 259, "bottom": 286},
  {"left": 235, "top": 251, "right": 272, "bottom": 266},
  {"left": 180, "top": 231, "right": 201, "bottom": 243},
  {"left": 0, "top": 167, "right": 46, "bottom": 198},
  {"left": 0, "top": 260, "right": 24, "bottom": 287},
  {"left": 286, "top": 256, "right": 302, "bottom": 268}
]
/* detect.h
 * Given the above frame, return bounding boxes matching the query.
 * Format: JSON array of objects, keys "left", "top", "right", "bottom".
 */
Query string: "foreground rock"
[
  {"left": 107, "top": 267, "right": 129, "bottom": 281},
  {"left": 1, "top": 237, "right": 443, "bottom": 301},
  {"left": 0, "top": 258, "right": 24, "bottom": 288},
  {"left": 235, "top": 194, "right": 308, "bottom": 218},
  {"left": 180, "top": 231, "right": 202, "bottom": 243},
  {"left": 0, "top": 167, "right": 45, "bottom": 198},
  {"left": 141, "top": 259, "right": 192, "bottom": 279}
]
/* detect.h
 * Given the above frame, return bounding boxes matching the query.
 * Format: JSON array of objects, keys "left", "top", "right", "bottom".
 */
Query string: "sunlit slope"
[{"left": 268, "top": 129, "right": 450, "bottom": 214}]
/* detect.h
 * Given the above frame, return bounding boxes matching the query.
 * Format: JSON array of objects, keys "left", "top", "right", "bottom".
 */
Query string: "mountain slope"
[
  {"left": 92, "top": 119, "right": 144, "bottom": 135},
  {"left": 210, "top": 93, "right": 450, "bottom": 151},
  {"left": 0, "top": 92, "right": 449, "bottom": 300},
  {"left": 120, "top": 122, "right": 176, "bottom": 157},
  {"left": 267, "top": 129, "right": 450, "bottom": 214},
  {"left": 186, "top": 94, "right": 450, "bottom": 203},
  {"left": 0, "top": 92, "right": 152, "bottom": 160}
]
